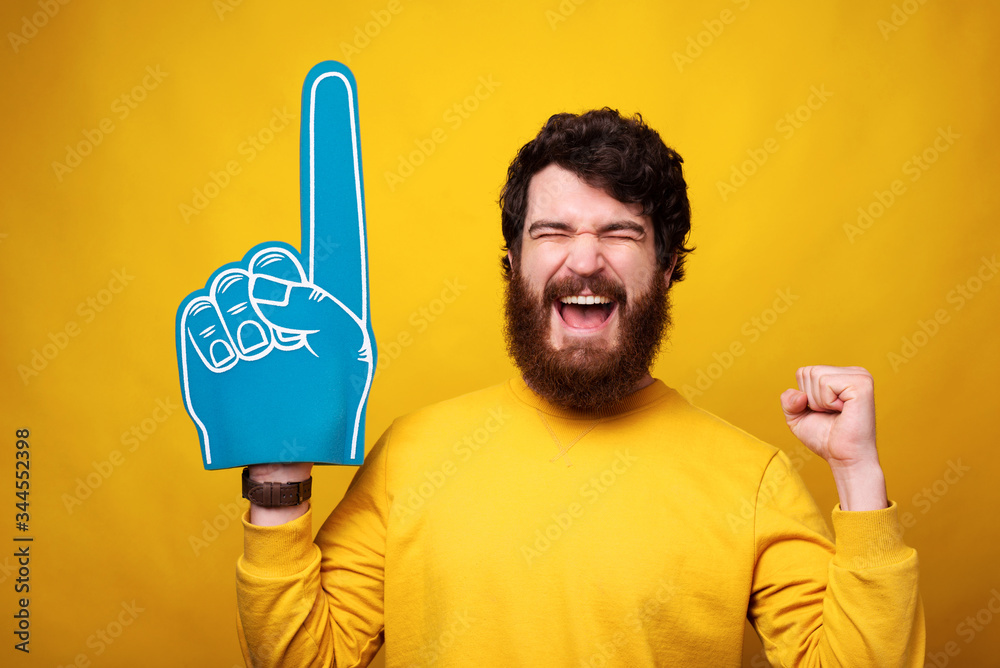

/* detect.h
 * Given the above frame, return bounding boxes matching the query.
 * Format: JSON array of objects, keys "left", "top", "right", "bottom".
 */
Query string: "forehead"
[{"left": 525, "top": 164, "right": 649, "bottom": 232}]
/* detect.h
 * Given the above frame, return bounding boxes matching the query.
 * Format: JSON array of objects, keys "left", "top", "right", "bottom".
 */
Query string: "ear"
[
  {"left": 662, "top": 252, "right": 677, "bottom": 288},
  {"left": 507, "top": 250, "right": 515, "bottom": 271}
]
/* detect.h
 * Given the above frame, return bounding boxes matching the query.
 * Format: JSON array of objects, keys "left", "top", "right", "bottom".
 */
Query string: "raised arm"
[
  {"left": 174, "top": 61, "right": 383, "bottom": 666},
  {"left": 237, "top": 432, "right": 390, "bottom": 668},
  {"left": 748, "top": 365, "right": 924, "bottom": 666}
]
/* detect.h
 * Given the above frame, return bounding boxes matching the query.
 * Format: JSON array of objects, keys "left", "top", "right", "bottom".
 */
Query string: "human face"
[{"left": 511, "top": 164, "right": 673, "bottom": 355}]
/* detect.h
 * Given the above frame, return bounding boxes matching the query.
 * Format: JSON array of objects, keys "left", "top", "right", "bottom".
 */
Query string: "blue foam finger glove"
[{"left": 175, "top": 62, "right": 377, "bottom": 470}]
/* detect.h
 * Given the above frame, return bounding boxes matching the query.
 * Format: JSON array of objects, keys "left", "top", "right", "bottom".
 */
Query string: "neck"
[{"left": 631, "top": 373, "right": 655, "bottom": 393}]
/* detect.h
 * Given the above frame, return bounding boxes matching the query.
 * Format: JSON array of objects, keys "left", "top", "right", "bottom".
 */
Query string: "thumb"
[
  {"left": 251, "top": 279, "right": 366, "bottom": 361},
  {"left": 780, "top": 388, "right": 808, "bottom": 422},
  {"left": 245, "top": 245, "right": 346, "bottom": 333},
  {"left": 251, "top": 279, "right": 342, "bottom": 332},
  {"left": 243, "top": 244, "right": 367, "bottom": 361}
]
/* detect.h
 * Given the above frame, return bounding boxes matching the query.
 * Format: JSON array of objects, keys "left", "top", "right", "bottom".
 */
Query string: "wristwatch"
[{"left": 241, "top": 467, "right": 313, "bottom": 507}]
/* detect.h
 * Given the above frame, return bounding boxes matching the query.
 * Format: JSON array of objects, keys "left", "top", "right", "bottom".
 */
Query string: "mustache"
[{"left": 542, "top": 276, "right": 628, "bottom": 306}]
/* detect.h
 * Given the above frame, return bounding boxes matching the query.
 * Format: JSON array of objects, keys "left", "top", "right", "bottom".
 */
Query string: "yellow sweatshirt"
[{"left": 236, "top": 379, "right": 924, "bottom": 667}]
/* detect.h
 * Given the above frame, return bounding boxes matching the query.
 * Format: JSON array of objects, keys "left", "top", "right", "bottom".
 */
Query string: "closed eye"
[
  {"left": 527, "top": 220, "right": 648, "bottom": 242},
  {"left": 602, "top": 231, "right": 643, "bottom": 241},
  {"left": 599, "top": 221, "right": 646, "bottom": 241}
]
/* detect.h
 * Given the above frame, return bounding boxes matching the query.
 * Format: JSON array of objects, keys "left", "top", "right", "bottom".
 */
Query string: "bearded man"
[{"left": 236, "top": 109, "right": 924, "bottom": 667}]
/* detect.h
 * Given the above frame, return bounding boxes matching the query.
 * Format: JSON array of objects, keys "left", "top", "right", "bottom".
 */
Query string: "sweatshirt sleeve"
[
  {"left": 748, "top": 451, "right": 925, "bottom": 667},
  {"left": 236, "top": 427, "right": 391, "bottom": 668}
]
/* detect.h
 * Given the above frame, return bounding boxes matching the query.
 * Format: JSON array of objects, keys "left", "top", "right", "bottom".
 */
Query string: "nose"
[{"left": 564, "top": 234, "right": 605, "bottom": 277}]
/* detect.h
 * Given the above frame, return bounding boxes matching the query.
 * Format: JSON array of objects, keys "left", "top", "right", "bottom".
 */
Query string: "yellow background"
[{"left": 2, "top": 0, "right": 998, "bottom": 665}]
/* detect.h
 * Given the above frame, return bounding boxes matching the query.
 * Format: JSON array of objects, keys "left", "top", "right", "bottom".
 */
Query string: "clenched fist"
[{"left": 780, "top": 365, "right": 888, "bottom": 511}]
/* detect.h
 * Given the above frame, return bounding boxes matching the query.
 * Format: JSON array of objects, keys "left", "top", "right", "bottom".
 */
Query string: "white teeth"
[{"left": 559, "top": 295, "right": 611, "bottom": 305}]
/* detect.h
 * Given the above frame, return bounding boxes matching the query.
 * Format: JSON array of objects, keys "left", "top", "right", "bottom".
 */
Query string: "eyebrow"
[
  {"left": 527, "top": 220, "right": 648, "bottom": 237},
  {"left": 599, "top": 220, "right": 647, "bottom": 235}
]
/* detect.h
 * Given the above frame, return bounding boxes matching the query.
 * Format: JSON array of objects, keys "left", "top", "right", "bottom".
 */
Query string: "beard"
[{"left": 503, "top": 267, "right": 671, "bottom": 412}]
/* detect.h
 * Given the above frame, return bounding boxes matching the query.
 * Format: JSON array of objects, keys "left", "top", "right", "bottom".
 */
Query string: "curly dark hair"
[{"left": 499, "top": 108, "right": 693, "bottom": 283}]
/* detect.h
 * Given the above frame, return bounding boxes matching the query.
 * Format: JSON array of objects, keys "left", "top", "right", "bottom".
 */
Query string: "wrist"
[
  {"left": 244, "top": 463, "right": 314, "bottom": 526},
  {"left": 829, "top": 460, "right": 888, "bottom": 511},
  {"left": 248, "top": 462, "right": 313, "bottom": 483}
]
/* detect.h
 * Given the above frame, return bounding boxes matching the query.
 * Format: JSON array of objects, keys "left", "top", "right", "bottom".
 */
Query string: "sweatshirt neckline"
[{"left": 508, "top": 376, "right": 672, "bottom": 420}]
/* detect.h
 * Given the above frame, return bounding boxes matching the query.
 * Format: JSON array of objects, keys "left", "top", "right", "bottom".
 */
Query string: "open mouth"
[{"left": 555, "top": 295, "right": 617, "bottom": 330}]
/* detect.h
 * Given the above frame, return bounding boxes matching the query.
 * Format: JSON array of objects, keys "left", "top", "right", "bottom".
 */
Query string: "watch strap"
[{"left": 242, "top": 467, "right": 312, "bottom": 507}]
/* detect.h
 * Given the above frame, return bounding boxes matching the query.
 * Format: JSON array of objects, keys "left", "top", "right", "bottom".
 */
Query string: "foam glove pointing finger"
[{"left": 176, "top": 62, "right": 376, "bottom": 470}]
